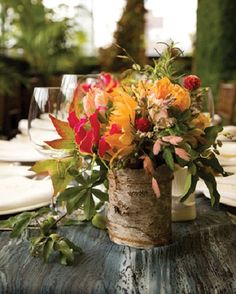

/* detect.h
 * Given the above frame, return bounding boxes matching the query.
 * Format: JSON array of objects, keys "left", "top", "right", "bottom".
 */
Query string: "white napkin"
[
  {"left": 0, "top": 140, "right": 49, "bottom": 162},
  {"left": 0, "top": 176, "right": 53, "bottom": 215},
  {"left": 0, "top": 163, "right": 35, "bottom": 178},
  {"left": 217, "top": 141, "right": 236, "bottom": 166},
  {"left": 18, "top": 119, "right": 28, "bottom": 136}
]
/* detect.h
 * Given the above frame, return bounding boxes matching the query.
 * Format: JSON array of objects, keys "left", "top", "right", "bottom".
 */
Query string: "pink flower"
[
  {"left": 183, "top": 75, "right": 201, "bottom": 91},
  {"left": 135, "top": 117, "right": 151, "bottom": 132},
  {"left": 83, "top": 91, "right": 96, "bottom": 116},
  {"left": 100, "top": 72, "right": 118, "bottom": 92},
  {"left": 175, "top": 147, "right": 190, "bottom": 161},
  {"left": 81, "top": 83, "right": 91, "bottom": 93},
  {"left": 162, "top": 136, "right": 183, "bottom": 145}
]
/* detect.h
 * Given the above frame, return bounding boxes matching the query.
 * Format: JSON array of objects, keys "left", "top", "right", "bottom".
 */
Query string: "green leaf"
[
  {"left": 41, "top": 216, "right": 56, "bottom": 235},
  {"left": 181, "top": 174, "right": 199, "bottom": 202},
  {"left": 10, "top": 213, "right": 33, "bottom": 238},
  {"left": 91, "top": 188, "right": 108, "bottom": 202},
  {"left": 63, "top": 238, "right": 82, "bottom": 253},
  {"left": 163, "top": 148, "right": 175, "bottom": 171},
  {"left": 92, "top": 213, "right": 107, "bottom": 230},
  {"left": 183, "top": 172, "right": 192, "bottom": 196},
  {"left": 31, "top": 158, "right": 75, "bottom": 195},
  {"left": 199, "top": 155, "right": 228, "bottom": 176},
  {"left": 66, "top": 189, "right": 87, "bottom": 214},
  {"left": 198, "top": 125, "right": 223, "bottom": 152},
  {"left": 55, "top": 239, "right": 74, "bottom": 265},
  {"left": 43, "top": 238, "right": 55, "bottom": 262},
  {"left": 57, "top": 186, "right": 84, "bottom": 203},
  {"left": 83, "top": 192, "right": 96, "bottom": 220},
  {"left": 198, "top": 169, "right": 221, "bottom": 207},
  {"left": 189, "top": 163, "right": 197, "bottom": 175}
]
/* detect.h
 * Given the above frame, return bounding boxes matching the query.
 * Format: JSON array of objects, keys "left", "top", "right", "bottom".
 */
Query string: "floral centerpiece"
[{"left": 0, "top": 43, "right": 229, "bottom": 264}]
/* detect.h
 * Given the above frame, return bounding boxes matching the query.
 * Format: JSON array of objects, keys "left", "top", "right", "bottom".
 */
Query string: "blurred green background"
[{"left": 0, "top": 0, "right": 236, "bottom": 138}]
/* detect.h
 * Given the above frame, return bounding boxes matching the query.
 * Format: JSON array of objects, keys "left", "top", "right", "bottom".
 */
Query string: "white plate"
[
  {"left": 0, "top": 140, "right": 49, "bottom": 162},
  {"left": 0, "top": 176, "right": 53, "bottom": 215}
]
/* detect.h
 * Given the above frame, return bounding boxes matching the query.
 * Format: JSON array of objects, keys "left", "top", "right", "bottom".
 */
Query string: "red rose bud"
[
  {"left": 183, "top": 75, "right": 201, "bottom": 91},
  {"left": 135, "top": 117, "right": 151, "bottom": 132}
]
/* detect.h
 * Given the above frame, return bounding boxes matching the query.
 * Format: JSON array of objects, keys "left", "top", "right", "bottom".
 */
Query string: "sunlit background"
[
  {"left": 0, "top": 0, "right": 236, "bottom": 138},
  {"left": 43, "top": 0, "right": 197, "bottom": 55}
]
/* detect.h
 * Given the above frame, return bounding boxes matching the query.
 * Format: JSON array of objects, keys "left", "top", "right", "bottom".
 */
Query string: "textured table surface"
[{"left": 0, "top": 195, "right": 236, "bottom": 294}]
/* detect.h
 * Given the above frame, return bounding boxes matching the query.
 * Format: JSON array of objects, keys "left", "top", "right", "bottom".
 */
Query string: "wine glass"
[
  {"left": 28, "top": 87, "right": 71, "bottom": 158},
  {"left": 28, "top": 86, "right": 74, "bottom": 212},
  {"left": 60, "top": 73, "right": 104, "bottom": 102}
]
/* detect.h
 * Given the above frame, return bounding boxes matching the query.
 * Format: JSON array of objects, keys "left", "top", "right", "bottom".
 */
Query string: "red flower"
[
  {"left": 98, "top": 137, "right": 110, "bottom": 158},
  {"left": 135, "top": 118, "right": 151, "bottom": 132},
  {"left": 183, "top": 75, "right": 201, "bottom": 91},
  {"left": 67, "top": 111, "right": 79, "bottom": 129},
  {"left": 74, "top": 111, "right": 101, "bottom": 154},
  {"left": 109, "top": 124, "right": 122, "bottom": 135}
]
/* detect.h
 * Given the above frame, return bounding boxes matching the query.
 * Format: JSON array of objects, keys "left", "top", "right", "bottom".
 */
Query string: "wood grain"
[{"left": 0, "top": 195, "right": 235, "bottom": 294}]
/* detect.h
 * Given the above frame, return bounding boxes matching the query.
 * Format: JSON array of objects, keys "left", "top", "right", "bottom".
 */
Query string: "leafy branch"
[{"left": 0, "top": 208, "right": 81, "bottom": 265}]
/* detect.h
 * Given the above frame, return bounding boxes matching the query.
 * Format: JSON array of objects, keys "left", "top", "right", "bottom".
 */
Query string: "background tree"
[
  {"left": 99, "top": 0, "right": 146, "bottom": 72},
  {"left": 195, "top": 0, "right": 236, "bottom": 97}
]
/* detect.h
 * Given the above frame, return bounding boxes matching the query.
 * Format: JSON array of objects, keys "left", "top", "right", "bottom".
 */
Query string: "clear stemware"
[{"left": 28, "top": 86, "right": 72, "bottom": 159}]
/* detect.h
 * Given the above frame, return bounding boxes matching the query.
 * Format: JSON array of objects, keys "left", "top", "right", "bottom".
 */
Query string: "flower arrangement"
[
  {"left": 0, "top": 43, "right": 229, "bottom": 264},
  {"left": 36, "top": 44, "right": 227, "bottom": 206}
]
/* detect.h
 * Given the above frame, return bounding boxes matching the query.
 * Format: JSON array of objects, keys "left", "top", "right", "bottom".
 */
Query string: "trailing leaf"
[{"left": 198, "top": 168, "right": 221, "bottom": 207}]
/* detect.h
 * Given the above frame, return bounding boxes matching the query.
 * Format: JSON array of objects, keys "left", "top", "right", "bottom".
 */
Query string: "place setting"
[{"left": 0, "top": 86, "right": 70, "bottom": 217}]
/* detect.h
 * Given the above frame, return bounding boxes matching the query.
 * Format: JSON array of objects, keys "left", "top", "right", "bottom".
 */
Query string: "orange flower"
[
  {"left": 151, "top": 77, "right": 191, "bottom": 111},
  {"left": 105, "top": 87, "right": 137, "bottom": 159}
]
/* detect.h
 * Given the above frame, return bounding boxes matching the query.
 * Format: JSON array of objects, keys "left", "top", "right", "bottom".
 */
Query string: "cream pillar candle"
[{"left": 172, "top": 167, "right": 197, "bottom": 222}]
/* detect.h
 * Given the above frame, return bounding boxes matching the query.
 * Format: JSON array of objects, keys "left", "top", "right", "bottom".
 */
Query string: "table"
[{"left": 0, "top": 195, "right": 236, "bottom": 294}]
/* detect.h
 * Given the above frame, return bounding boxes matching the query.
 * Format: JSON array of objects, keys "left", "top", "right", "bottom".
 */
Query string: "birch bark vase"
[{"left": 107, "top": 165, "right": 173, "bottom": 249}]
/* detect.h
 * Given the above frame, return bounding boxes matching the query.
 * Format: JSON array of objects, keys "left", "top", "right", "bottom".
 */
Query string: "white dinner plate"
[
  {"left": 0, "top": 176, "right": 53, "bottom": 215},
  {"left": 0, "top": 140, "right": 49, "bottom": 162}
]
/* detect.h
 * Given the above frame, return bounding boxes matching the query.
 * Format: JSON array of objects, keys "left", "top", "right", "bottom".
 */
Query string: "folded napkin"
[
  {"left": 0, "top": 163, "right": 35, "bottom": 178},
  {"left": 0, "top": 176, "right": 54, "bottom": 215},
  {"left": 18, "top": 119, "right": 28, "bottom": 136},
  {"left": 0, "top": 140, "right": 49, "bottom": 162}
]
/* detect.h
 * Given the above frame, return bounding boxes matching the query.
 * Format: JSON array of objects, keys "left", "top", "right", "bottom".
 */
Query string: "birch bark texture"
[{"left": 107, "top": 165, "right": 173, "bottom": 248}]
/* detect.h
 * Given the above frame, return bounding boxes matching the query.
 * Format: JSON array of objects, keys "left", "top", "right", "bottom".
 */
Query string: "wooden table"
[{"left": 0, "top": 195, "right": 235, "bottom": 294}]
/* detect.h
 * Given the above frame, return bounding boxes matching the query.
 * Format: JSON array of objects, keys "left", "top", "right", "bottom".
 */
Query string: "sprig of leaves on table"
[
  {"left": 0, "top": 208, "right": 81, "bottom": 265},
  {"left": 0, "top": 156, "right": 108, "bottom": 265}
]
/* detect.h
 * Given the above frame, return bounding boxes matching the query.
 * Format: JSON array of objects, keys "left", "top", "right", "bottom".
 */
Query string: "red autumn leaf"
[{"left": 45, "top": 114, "right": 75, "bottom": 150}]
